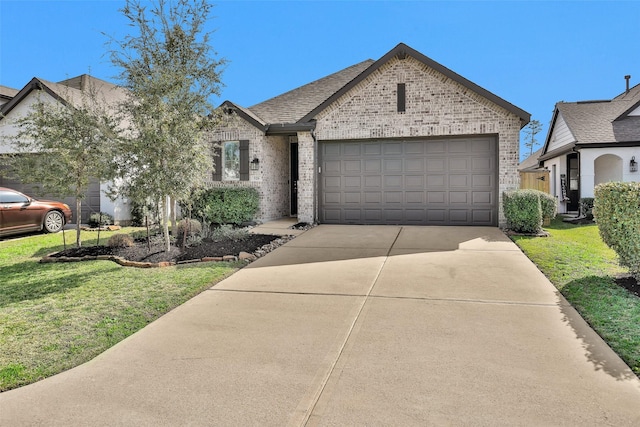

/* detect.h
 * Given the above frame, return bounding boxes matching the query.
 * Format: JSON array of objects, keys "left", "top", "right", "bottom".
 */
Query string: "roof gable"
[
  {"left": 300, "top": 43, "right": 530, "bottom": 126},
  {"left": 0, "top": 75, "right": 127, "bottom": 122}
]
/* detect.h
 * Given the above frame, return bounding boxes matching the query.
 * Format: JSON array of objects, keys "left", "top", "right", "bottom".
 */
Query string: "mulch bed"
[{"left": 51, "top": 233, "right": 280, "bottom": 264}]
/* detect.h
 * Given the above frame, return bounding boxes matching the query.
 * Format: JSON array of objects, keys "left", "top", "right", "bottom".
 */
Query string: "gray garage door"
[{"left": 319, "top": 137, "right": 497, "bottom": 226}]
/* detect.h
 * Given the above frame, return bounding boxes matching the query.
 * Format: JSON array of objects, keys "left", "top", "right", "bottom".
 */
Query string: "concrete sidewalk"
[{"left": 1, "top": 225, "right": 639, "bottom": 425}]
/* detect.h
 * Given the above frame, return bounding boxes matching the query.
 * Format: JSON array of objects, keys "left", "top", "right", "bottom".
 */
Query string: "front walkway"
[{"left": 1, "top": 225, "right": 639, "bottom": 425}]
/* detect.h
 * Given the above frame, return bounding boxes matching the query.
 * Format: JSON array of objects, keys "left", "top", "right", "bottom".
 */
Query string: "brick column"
[{"left": 296, "top": 131, "right": 315, "bottom": 223}]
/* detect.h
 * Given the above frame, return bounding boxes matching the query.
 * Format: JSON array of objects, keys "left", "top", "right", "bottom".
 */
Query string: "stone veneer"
[{"left": 294, "top": 56, "right": 521, "bottom": 226}]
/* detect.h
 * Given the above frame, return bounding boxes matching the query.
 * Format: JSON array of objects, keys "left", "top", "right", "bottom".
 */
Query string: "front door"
[
  {"left": 567, "top": 153, "right": 580, "bottom": 211},
  {"left": 290, "top": 142, "right": 299, "bottom": 216}
]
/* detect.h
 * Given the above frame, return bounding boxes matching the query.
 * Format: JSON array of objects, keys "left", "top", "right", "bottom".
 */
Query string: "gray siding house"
[{"left": 208, "top": 43, "right": 529, "bottom": 227}]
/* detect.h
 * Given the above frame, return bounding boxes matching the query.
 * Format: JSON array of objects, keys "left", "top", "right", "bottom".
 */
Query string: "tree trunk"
[
  {"left": 170, "top": 196, "right": 177, "bottom": 236},
  {"left": 75, "top": 198, "right": 82, "bottom": 247},
  {"left": 162, "top": 195, "right": 170, "bottom": 252}
]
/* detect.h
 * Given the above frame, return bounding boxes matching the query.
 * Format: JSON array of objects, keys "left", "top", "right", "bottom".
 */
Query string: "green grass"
[
  {"left": 513, "top": 218, "right": 640, "bottom": 375},
  {"left": 0, "top": 229, "right": 240, "bottom": 391}
]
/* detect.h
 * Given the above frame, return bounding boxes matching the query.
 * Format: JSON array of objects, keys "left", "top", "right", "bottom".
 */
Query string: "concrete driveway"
[{"left": 1, "top": 225, "right": 639, "bottom": 425}]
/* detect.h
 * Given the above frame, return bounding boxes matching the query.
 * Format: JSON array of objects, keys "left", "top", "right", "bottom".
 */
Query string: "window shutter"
[
  {"left": 212, "top": 144, "right": 222, "bottom": 181},
  {"left": 239, "top": 140, "right": 249, "bottom": 181}
]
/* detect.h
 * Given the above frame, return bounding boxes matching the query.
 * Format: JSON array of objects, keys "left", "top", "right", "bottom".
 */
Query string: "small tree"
[
  {"left": 6, "top": 81, "right": 119, "bottom": 247},
  {"left": 523, "top": 119, "right": 543, "bottom": 157},
  {"left": 106, "top": 0, "right": 226, "bottom": 252}
]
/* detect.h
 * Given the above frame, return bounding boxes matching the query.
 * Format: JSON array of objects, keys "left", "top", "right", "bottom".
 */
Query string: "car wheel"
[{"left": 44, "top": 211, "right": 64, "bottom": 233}]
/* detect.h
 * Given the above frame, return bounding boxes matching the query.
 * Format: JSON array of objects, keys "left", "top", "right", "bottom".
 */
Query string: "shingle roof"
[
  {"left": 556, "top": 84, "right": 640, "bottom": 144},
  {"left": 0, "top": 75, "right": 127, "bottom": 120},
  {"left": 248, "top": 60, "right": 375, "bottom": 124},
  {"left": 0, "top": 85, "right": 19, "bottom": 100},
  {"left": 518, "top": 148, "right": 544, "bottom": 171}
]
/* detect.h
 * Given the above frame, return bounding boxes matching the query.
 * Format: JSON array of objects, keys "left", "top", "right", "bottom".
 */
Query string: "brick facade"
[
  {"left": 293, "top": 56, "right": 521, "bottom": 226},
  {"left": 207, "top": 114, "right": 290, "bottom": 221}
]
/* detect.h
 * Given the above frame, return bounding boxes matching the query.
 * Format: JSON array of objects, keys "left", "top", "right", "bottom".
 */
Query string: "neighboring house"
[
  {"left": 209, "top": 43, "right": 529, "bottom": 226},
  {"left": 0, "top": 74, "right": 131, "bottom": 224},
  {"left": 518, "top": 148, "right": 549, "bottom": 193},
  {"left": 538, "top": 79, "right": 640, "bottom": 213},
  {"left": 0, "top": 85, "right": 19, "bottom": 107}
]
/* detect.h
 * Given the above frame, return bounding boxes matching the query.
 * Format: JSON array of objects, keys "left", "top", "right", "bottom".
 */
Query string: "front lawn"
[
  {"left": 0, "top": 229, "right": 240, "bottom": 391},
  {"left": 512, "top": 218, "right": 640, "bottom": 376}
]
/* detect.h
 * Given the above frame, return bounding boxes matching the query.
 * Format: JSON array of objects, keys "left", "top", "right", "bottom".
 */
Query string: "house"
[
  {"left": 538, "top": 78, "right": 640, "bottom": 213},
  {"left": 0, "top": 75, "right": 131, "bottom": 224},
  {"left": 0, "top": 85, "right": 19, "bottom": 107},
  {"left": 209, "top": 43, "right": 529, "bottom": 227}
]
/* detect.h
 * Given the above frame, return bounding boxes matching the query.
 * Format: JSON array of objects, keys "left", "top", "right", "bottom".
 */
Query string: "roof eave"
[
  {"left": 218, "top": 100, "right": 268, "bottom": 132},
  {"left": 538, "top": 143, "right": 576, "bottom": 162},
  {"left": 265, "top": 122, "right": 316, "bottom": 135}
]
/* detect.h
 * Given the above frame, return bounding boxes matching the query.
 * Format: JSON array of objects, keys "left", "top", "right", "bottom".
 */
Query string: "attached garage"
[{"left": 320, "top": 137, "right": 497, "bottom": 225}]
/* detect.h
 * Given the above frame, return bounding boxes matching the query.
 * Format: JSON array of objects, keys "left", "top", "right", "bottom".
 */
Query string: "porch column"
[{"left": 296, "top": 131, "right": 315, "bottom": 223}]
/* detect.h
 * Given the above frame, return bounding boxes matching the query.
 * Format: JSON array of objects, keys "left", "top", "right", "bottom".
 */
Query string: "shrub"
[
  {"left": 88, "top": 212, "right": 114, "bottom": 228},
  {"left": 183, "top": 187, "right": 260, "bottom": 226},
  {"left": 503, "top": 189, "right": 555, "bottom": 234},
  {"left": 579, "top": 197, "right": 595, "bottom": 220},
  {"left": 129, "top": 200, "right": 161, "bottom": 227},
  {"left": 539, "top": 191, "right": 557, "bottom": 220},
  {"left": 107, "top": 233, "right": 134, "bottom": 248},
  {"left": 211, "top": 224, "right": 249, "bottom": 241},
  {"left": 593, "top": 182, "right": 640, "bottom": 281},
  {"left": 175, "top": 219, "right": 202, "bottom": 246}
]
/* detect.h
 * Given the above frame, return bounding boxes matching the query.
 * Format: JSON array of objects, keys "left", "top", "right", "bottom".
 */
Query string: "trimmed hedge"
[
  {"left": 183, "top": 187, "right": 260, "bottom": 226},
  {"left": 503, "top": 189, "right": 556, "bottom": 233},
  {"left": 593, "top": 182, "right": 640, "bottom": 281}
]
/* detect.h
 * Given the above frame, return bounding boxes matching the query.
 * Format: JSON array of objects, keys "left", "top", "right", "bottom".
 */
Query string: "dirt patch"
[{"left": 51, "top": 233, "right": 282, "bottom": 264}]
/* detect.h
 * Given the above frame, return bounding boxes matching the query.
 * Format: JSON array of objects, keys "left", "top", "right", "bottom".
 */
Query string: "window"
[
  {"left": 0, "top": 190, "right": 29, "bottom": 204},
  {"left": 212, "top": 140, "right": 249, "bottom": 181},
  {"left": 223, "top": 141, "right": 240, "bottom": 180}
]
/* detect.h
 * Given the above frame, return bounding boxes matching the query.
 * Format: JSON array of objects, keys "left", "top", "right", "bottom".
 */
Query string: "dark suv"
[{"left": 0, "top": 187, "right": 72, "bottom": 237}]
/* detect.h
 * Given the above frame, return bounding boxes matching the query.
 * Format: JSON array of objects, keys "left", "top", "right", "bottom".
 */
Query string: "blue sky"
[{"left": 2, "top": 0, "right": 640, "bottom": 160}]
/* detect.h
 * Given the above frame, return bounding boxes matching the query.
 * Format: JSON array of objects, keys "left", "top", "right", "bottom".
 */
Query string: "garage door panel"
[
  {"left": 364, "top": 160, "right": 381, "bottom": 172},
  {"left": 450, "top": 192, "right": 468, "bottom": 204},
  {"left": 472, "top": 191, "right": 492, "bottom": 204},
  {"left": 364, "top": 143, "right": 382, "bottom": 155},
  {"left": 364, "top": 176, "right": 381, "bottom": 187},
  {"left": 384, "top": 159, "right": 402, "bottom": 172},
  {"left": 450, "top": 210, "right": 470, "bottom": 223},
  {"left": 426, "top": 159, "right": 446, "bottom": 172},
  {"left": 344, "top": 160, "right": 361, "bottom": 172},
  {"left": 406, "top": 158, "right": 424, "bottom": 172},
  {"left": 319, "top": 138, "right": 496, "bottom": 225},
  {"left": 405, "top": 175, "right": 424, "bottom": 188},
  {"left": 344, "top": 144, "right": 361, "bottom": 156},
  {"left": 384, "top": 176, "right": 402, "bottom": 188},
  {"left": 426, "top": 141, "right": 446, "bottom": 153},
  {"left": 449, "top": 175, "right": 468, "bottom": 187}
]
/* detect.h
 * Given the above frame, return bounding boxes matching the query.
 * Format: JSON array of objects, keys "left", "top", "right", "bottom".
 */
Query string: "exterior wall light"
[
  {"left": 250, "top": 157, "right": 260, "bottom": 171},
  {"left": 631, "top": 156, "right": 638, "bottom": 173}
]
